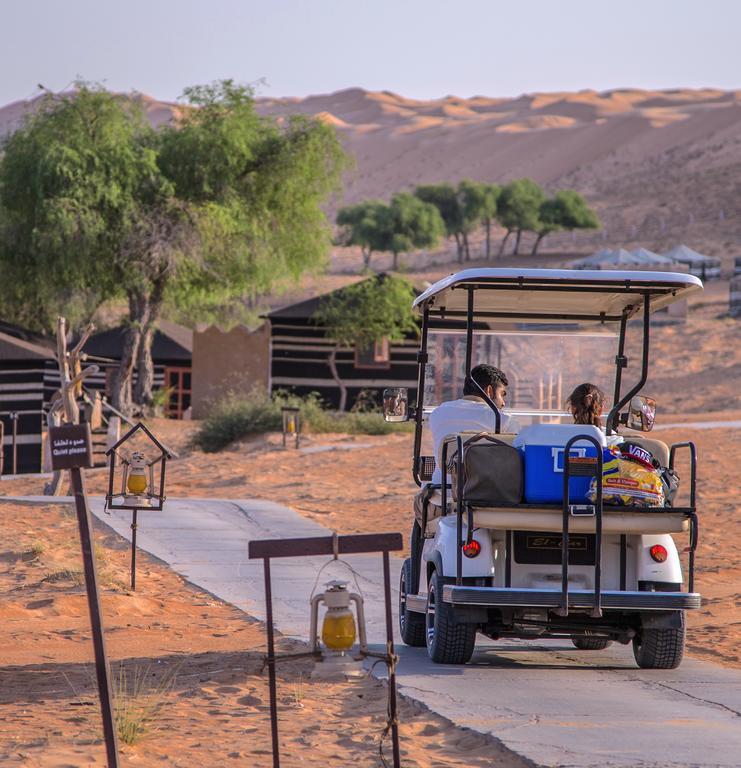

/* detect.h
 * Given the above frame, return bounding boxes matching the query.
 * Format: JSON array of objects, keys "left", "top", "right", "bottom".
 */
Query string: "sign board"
[{"left": 49, "top": 423, "right": 94, "bottom": 470}]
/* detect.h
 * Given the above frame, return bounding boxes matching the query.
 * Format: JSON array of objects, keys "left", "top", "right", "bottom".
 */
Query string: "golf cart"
[{"left": 384, "top": 268, "right": 702, "bottom": 669}]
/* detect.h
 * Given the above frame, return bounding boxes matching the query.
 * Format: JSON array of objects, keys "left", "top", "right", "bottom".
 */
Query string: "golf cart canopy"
[{"left": 413, "top": 268, "right": 703, "bottom": 324}]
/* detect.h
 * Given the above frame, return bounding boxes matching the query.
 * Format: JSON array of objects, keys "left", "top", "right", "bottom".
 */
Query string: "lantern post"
[
  {"left": 105, "top": 422, "right": 171, "bottom": 590},
  {"left": 281, "top": 407, "right": 301, "bottom": 449}
]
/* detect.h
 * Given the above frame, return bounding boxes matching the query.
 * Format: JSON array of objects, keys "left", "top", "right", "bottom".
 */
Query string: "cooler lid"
[{"left": 513, "top": 423, "right": 606, "bottom": 448}]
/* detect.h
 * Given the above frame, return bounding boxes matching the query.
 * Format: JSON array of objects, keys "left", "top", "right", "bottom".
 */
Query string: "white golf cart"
[{"left": 384, "top": 268, "right": 702, "bottom": 669}]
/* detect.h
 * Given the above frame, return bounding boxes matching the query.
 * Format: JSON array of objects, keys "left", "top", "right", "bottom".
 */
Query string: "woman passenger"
[{"left": 567, "top": 382, "right": 623, "bottom": 445}]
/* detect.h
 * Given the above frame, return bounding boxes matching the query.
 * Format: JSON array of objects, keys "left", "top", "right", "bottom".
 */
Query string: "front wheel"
[
  {"left": 399, "top": 558, "right": 425, "bottom": 647},
  {"left": 633, "top": 624, "right": 685, "bottom": 669},
  {"left": 426, "top": 570, "right": 476, "bottom": 664}
]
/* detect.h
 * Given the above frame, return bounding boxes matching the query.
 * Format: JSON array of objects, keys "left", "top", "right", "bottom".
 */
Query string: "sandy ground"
[{"left": 0, "top": 491, "right": 528, "bottom": 767}]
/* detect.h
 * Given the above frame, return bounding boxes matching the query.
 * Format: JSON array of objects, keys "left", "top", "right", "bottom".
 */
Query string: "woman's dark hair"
[
  {"left": 567, "top": 383, "right": 605, "bottom": 426},
  {"left": 463, "top": 364, "right": 509, "bottom": 396}
]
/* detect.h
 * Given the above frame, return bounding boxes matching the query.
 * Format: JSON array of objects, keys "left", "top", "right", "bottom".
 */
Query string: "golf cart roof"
[{"left": 412, "top": 268, "right": 703, "bottom": 323}]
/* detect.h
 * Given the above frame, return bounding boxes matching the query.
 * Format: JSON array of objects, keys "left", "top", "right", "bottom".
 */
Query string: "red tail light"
[
  {"left": 649, "top": 544, "right": 668, "bottom": 563},
  {"left": 462, "top": 540, "right": 481, "bottom": 558}
]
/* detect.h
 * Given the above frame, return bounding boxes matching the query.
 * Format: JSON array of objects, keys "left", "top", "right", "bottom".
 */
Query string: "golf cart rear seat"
[{"left": 420, "top": 431, "right": 684, "bottom": 536}]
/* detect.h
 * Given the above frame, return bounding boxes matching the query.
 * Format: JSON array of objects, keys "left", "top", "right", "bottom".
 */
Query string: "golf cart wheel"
[
  {"left": 632, "top": 625, "right": 685, "bottom": 669},
  {"left": 426, "top": 570, "right": 476, "bottom": 664},
  {"left": 571, "top": 636, "right": 612, "bottom": 651},
  {"left": 399, "top": 558, "right": 425, "bottom": 647}
]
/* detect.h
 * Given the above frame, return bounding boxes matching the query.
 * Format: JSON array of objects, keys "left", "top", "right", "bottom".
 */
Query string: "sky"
[{"left": 2, "top": 0, "right": 740, "bottom": 106}]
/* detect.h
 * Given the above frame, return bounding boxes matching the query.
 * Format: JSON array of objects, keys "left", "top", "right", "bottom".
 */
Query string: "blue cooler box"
[{"left": 513, "top": 424, "right": 606, "bottom": 504}]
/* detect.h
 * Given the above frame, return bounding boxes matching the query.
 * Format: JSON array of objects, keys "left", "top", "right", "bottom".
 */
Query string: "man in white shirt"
[{"left": 428, "top": 364, "right": 519, "bottom": 485}]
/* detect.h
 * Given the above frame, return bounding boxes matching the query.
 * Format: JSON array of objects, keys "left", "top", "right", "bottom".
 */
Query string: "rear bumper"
[{"left": 442, "top": 585, "right": 701, "bottom": 611}]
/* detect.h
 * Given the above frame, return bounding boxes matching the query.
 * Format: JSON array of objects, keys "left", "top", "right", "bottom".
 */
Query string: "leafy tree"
[
  {"left": 386, "top": 192, "right": 444, "bottom": 270},
  {"left": 531, "top": 190, "right": 600, "bottom": 255},
  {"left": 0, "top": 81, "right": 347, "bottom": 413},
  {"left": 414, "top": 183, "right": 466, "bottom": 262},
  {"left": 336, "top": 200, "right": 387, "bottom": 269},
  {"left": 456, "top": 180, "right": 501, "bottom": 261},
  {"left": 314, "top": 274, "right": 417, "bottom": 411},
  {"left": 496, "top": 178, "right": 546, "bottom": 256}
]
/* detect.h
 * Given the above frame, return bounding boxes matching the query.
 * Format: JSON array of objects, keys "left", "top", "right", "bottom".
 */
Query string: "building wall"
[
  {"left": 269, "top": 319, "right": 418, "bottom": 409},
  {"left": 191, "top": 324, "right": 270, "bottom": 418},
  {"left": 0, "top": 363, "right": 45, "bottom": 475}
]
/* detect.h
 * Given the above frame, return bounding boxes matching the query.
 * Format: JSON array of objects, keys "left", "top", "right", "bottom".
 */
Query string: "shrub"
[{"left": 192, "top": 389, "right": 411, "bottom": 452}]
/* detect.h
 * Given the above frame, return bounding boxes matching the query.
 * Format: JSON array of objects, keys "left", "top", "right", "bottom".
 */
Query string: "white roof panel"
[{"left": 412, "top": 268, "right": 703, "bottom": 323}]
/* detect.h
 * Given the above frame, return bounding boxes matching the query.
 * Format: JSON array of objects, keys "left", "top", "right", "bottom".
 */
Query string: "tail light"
[
  {"left": 462, "top": 540, "right": 481, "bottom": 558},
  {"left": 649, "top": 544, "right": 668, "bottom": 563}
]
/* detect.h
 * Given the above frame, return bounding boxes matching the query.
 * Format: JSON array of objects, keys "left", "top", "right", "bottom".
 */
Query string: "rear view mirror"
[
  {"left": 627, "top": 396, "right": 656, "bottom": 432},
  {"left": 383, "top": 388, "right": 409, "bottom": 422}
]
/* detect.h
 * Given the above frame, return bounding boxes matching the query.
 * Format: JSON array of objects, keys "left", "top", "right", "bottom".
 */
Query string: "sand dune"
[{"left": 3, "top": 86, "right": 741, "bottom": 266}]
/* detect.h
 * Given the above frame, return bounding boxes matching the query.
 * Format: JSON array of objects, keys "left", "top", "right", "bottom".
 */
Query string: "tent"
[
  {"left": 570, "top": 248, "right": 678, "bottom": 269},
  {"left": 662, "top": 244, "right": 722, "bottom": 280}
]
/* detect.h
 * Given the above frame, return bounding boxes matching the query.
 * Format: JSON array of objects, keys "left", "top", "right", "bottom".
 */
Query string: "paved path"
[
  {"left": 653, "top": 420, "right": 741, "bottom": 431},
  {"left": 7, "top": 495, "right": 740, "bottom": 767}
]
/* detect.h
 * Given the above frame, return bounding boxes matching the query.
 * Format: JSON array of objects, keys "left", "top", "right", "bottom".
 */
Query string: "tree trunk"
[
  {"left": 531, "top": 232, "right": 546, "bottom": 256},
  {"left": 327, "top": 347, "right": 347, "bottom": 412},
  {"left": 362, "top": 247, "right": 371, "bottom": 269},
  {"left": 392, "top": 251, "right": 399, "bottom": 270},
  {"left": 485, "top": 219, "right": 492, "bottom": 260},
  {"left": 463, "top": 232, "right": 470, "bottom": 261},
  {"left": 498, "top": 230, "right": 512, "bottom": 256},
  {"left": 134, "top": 276, "right": 166, "bottom": 409},
  {"left": 111, "top": 292, "right": 148, "bottom": 415},
  {"left": 513, "top": 229, "right": 522, "bottom": 255},
  {"left": 453, "top": 233, "right": 463, "bottom": 263}
]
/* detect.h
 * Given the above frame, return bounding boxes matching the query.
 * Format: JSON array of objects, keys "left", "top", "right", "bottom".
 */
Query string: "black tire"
[
  {"left": 571, "top": 636, "right": 612, "bottom": 651},
  {"left": 399, "top": 558, "right": 426, "bottom": 647},
  {"left": 632, "top": 624, "right": 685, "bottom": 669},
  {"left": 425, "top": 570, "right": 476, "bottom": 664}
]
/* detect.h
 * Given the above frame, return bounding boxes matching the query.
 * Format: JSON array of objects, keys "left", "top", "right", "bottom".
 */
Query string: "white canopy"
[
  {"left": 662, "top": 244, "right": 721, "bottom": 266},
  {"left": 412, "top": 268, "right": 703, "bottom": 323}
]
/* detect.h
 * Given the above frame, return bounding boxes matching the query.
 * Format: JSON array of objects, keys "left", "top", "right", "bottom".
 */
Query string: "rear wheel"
[
  {"left": 571, "top": 636, "right": 612, "bottom": 651},
  {"left": 425, "top": 570, "right": 476, "bottom": 664},
  {"left": 399, "top": 558, "right": 425, "bottom": 647},
  {"left": 632, "top": 625, "right": 685, "bottom": 669}
]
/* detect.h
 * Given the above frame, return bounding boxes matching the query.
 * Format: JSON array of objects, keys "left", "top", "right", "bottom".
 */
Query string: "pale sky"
[{"left": 2, "top": 0, "right": 739, "bottom": 106}]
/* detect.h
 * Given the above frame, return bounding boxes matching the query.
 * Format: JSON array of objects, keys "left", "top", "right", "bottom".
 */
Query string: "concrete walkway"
[{"left": 6, "top": 495, "right": 740, "bottom": 767}]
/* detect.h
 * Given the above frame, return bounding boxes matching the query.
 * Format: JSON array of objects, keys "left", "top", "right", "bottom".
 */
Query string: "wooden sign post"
[{"left": 49, "top": 423, "right": 120, "bottom": 768}]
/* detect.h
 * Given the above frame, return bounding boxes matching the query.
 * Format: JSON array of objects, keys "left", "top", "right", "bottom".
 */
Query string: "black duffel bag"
[{"left": 447, "top": 432, "right": 523, "bottom": 505}]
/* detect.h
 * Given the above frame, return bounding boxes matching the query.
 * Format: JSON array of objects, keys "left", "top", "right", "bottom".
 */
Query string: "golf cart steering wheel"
[{"left": 465, "top": 375, "right": 502, "bottom": 433}]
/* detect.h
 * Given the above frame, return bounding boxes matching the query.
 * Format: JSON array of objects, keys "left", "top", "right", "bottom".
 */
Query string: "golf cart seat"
[{"left": 422, "top": 431, "right": 686, "bottom": 537}]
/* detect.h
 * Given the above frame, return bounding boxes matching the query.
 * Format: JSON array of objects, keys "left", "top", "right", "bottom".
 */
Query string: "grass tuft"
[{"left": 113, "top": 664, "right": 177, "bottom": 745}]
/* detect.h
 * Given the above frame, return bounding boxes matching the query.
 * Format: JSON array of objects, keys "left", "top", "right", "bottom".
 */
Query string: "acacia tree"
[
  {"left": 314, "top": 274, "right": 418, "bottom": 411},
  {"left": 0, "top": 81, "right": 347, "bottom": 413},
  {"left": 531, "top": 190, "right": 600, "bottom": 255},
  {"left": 385, "top": 192, "right": 444, "bottom": 269},
  {"left": 456, "top": 180, "right": 501, "bottom": 261},
  {"left": 496, "top": 178, "right": 546, "bottom": 256},
  {"left": 414, "top": 183, "right": 465, "bottom": 262},
  {"left": 336, "top": 200, "right": 387, "bottom": 269}
]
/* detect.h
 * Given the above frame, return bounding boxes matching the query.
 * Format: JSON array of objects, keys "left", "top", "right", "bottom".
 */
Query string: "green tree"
[
  {"left": 496, "top": 178, "right": 546, "bottom": 256},
  {"left": 0, "top": 81, "right": 347, "bottom": 413},
  {"left": 414, "top": 183, "right": 466, "bottom": 262},
  {"left": 386, "top": 192, "right": 444, "bottom": 270},
  {"left": 314, "top": 274, "right": 417, "bottom": 411},
  {"left": 456, "top": 180, "right": 501, "bottom": 261},
  {"left": 336, "top": 200, "right": 387, "bottom": 269},
  {"left": 531, "top": 190, "right": 600, "bottom": 255}
]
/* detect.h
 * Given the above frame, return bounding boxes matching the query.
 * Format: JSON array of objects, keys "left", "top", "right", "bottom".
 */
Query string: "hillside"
[{"left": 2, "top": 87, "right": 741, "bottom": 268}]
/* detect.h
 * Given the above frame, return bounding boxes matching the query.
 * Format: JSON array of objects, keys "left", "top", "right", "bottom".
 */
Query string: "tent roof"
[
  {"left": 0, "top": 330, "right": 55, "bottom": 361},
  {"left": 83, "top": 321, "right": 192, "bottom": 362},
  {"left": 412, "top": 268, "right": 702, "bottom": 324},
  {"left": 571, "top": 248, "right": 676, "bottom": 268},
  {"left": 662, "top": 244, "right": 721, "bottom": 265}
]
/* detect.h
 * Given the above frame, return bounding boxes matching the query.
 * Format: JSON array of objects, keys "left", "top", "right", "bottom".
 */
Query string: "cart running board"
[{"left": 441, "top": 586, "right": 701, "bottom": 611}]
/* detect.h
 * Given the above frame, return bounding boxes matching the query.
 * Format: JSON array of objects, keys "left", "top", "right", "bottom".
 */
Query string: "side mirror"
[
  {"left": 627, "top": 395, "right": 656, "bottom": 432},
  {"left": 383, "top": 387, "right": 409, "bottom": 422}
]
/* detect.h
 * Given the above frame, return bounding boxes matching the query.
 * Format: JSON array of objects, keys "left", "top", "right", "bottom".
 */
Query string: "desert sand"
[{"left": 3, "top": 87, "right": 741, "bottom": 270}]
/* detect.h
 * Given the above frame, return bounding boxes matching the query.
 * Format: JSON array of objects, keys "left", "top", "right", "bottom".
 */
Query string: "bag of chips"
[{"left": 588, "top": 444, "right": 665, "bottom": 508}]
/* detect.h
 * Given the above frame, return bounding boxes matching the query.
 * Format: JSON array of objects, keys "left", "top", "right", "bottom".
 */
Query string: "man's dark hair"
[{"left": 463, "top": 364, "right": 509, "bottom": 396}]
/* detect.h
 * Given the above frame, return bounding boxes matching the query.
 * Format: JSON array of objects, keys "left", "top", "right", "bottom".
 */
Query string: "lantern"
[
  {"left": 281, "top": 407, "right": 300, "bottom": 449},
  {"left": 105, "top": 422, "right": 171, "bottom": 589},
  {"left": 309, "top": 580, "right": 368, "bottom": 679}
]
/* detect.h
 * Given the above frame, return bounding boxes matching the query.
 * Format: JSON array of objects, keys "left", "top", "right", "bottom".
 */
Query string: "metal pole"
[
  {"left": 130, "top": 509, "right": 138, "bottom": 591},
  {"left": 382, "top": 551, "right": 401, "bottom": 768},
  {"left": 264, "top": 557, "right": 280, "bottom": 768},
  {"left": 69, "top": 467, "right": 120, "bottom": 767},
  {"left": 11, "top": 412, "right": 18, "bottom": 475}
]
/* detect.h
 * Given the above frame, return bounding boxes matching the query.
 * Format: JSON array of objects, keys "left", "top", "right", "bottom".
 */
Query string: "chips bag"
[{"left": 588, "top": 445, "right": 665, "bottom": 508}]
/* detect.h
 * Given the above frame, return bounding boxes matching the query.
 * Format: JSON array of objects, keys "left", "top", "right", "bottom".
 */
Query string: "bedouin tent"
[
  {"left": 662, "top": 244, "right": 722, "bottom": 280},
  {"left": 570, "top": 248, "right": 679, "bottom": 269}
]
